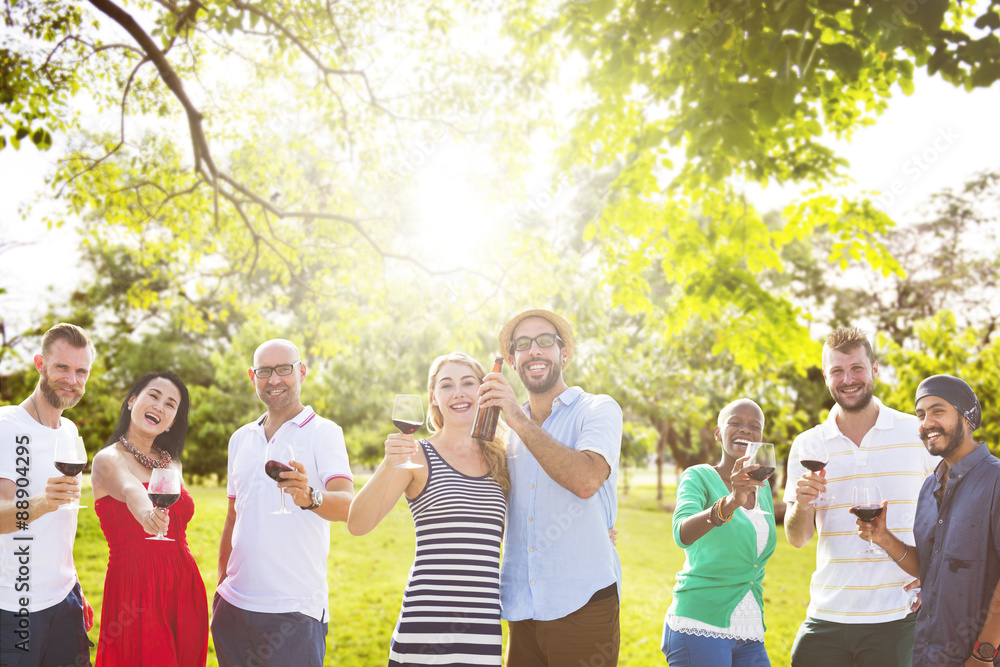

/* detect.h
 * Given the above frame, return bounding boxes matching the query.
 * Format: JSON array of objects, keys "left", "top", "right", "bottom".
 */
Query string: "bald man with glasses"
[{"left": 212, "top": 339, "right": 354, "bottom": 667}]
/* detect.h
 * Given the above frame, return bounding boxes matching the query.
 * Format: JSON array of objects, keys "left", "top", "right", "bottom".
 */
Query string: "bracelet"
[
  {"left": 891, "top": 544, "right": 908, "bottom": 563},
  {"left": 718, "top": 498, "right": 735, "bottom": 522},
  {"left": 707, "top": 499, "right": 723, "bottom": 526}
]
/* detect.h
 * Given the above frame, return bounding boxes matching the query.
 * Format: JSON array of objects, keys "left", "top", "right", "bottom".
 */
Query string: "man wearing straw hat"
[{"left": 478, "top": 308, "right": 623, "bottom": 666}]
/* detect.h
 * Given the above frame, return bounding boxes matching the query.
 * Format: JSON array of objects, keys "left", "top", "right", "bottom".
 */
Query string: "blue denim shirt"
[
  {"left": 913, "top": 442, "right": 1000, "bottom": 666},
  {"left": 499, "top": 387, "right": 623, "bottom": 622}
]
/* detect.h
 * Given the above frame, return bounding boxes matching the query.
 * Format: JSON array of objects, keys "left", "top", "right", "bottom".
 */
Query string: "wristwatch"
[
  {"left": 300, "top": 487, "right": 323, "bottom": 511},
  {"left": 974, "top": 640, "right": 997, "bottom": 661}
]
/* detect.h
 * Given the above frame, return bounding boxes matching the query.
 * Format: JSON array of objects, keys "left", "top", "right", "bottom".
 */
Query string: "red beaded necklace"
[{"left": 120, "top": 436, "right": 172, "bottom": 469}]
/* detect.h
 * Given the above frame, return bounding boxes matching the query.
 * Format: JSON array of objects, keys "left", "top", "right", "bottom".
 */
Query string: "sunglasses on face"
[
  {"left": 252, "top": 361, "right": 300, "bottom": 379},
  {"left": 510, "top": 334, "right": 563, "bottom": 353}
]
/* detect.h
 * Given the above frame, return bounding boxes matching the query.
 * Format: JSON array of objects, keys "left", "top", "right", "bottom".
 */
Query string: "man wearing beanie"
[
  {"left": 478, "top": 308, "right": 623, "bottom": 666},
  {"left": 856, "top": 375, "right": 1000, "bottom": 666}
]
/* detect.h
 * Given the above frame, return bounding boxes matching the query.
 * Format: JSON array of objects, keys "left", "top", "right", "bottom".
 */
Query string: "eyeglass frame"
[
  {"left": 252, "top": 360, "right": 302, "bottom": 379},
  {"left": 509, "top": 334, "right": 564, "bottom": 354}
]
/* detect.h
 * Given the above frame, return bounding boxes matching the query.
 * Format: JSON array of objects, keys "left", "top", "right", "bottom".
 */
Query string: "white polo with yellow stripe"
[{"left": 783, "top": 397, "right": 938, "bottom": 624}]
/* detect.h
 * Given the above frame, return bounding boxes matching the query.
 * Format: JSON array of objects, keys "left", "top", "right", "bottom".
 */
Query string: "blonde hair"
[
  {"left": 823, "top": 327, "right": 875, "bottom": 365},
  {"left": 41, "top": 323, "right": 95, "bottom": 360},
  {"left": 426, "top": 352, "right": 510, "bottom": 496}
]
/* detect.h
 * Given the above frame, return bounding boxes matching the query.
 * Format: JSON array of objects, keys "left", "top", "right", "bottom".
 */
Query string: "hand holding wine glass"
[
  {"left": 53, "top": 435, "right": 88, "bottom": 510},
  {"left": 852, "top": 484, "right": 886, "bottom": 555},
  {"left": 798, "top": 438, "right": 833, "bottom": 505},
  {"left": 392, "top": 394, "right": 424, "bottom": 470},
  {"left": 744, "top": 442, "right": 776, "bottom": 517},
  {"left": 264, "top": 439, "right": 295, "bottom": 515},
  {"left": 146, "top": 467, "right": 181, "bottom": 541}
]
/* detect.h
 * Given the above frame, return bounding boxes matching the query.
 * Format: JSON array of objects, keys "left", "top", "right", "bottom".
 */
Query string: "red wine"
[
  {"left": 853, "top": 505, "right": 884, "bottom": 522},
  {"left": 472, "top": 357, "right": 504, "bottom": 441},
  {"left": 393, "top": 419, "right": 422, "bottom": 435},
  {"left": 265, "top": 460, "right": 294, "bottom": 482},
  {"left": 149, "top": 493, "right": 180, "bottom": 508},
  {"left": 801, "top": 460, "right": 827, "bottom": 472},
  {"left": 55, "top": 461, "right": 85, "bottom": 476},
  {"left": 747, "top": 466, "right": 775, "bottom": 481}
]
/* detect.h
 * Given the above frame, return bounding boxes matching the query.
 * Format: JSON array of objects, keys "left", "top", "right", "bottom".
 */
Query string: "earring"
[
  {"left": 127, "top": 405, "right": 132, "bottom": 411},
  {"left": 166, "top": 428, "right": 170, "bottom": 432}
]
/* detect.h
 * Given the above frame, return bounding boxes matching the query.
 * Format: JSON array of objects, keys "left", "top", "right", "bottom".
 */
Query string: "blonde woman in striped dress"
[{"left": 348, "top": 352, "right": 509, "bottom": 666}]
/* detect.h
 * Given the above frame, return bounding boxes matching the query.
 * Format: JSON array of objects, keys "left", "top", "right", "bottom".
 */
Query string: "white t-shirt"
[
  {"left": 0, "top": 405, "right": 80, "bottom": 612},
  {"left": 215, "top": 406, "right": 353, "bottom": 622},
  {"left": 783, "top": 398, "right": 938, "bottom": 623}
]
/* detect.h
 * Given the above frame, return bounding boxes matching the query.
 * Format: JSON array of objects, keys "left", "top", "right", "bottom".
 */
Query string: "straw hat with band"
[{"left": 498, "top": 309, "right": 576, "bottom": 367}]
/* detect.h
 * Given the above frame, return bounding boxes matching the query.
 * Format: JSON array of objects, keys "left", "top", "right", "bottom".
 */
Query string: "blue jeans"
[
  {"left": 662, "top": 624, "right": 771, "bottom": 667},
  {"left": 210, "top": 593, "right": 327, "bottom": 667}
]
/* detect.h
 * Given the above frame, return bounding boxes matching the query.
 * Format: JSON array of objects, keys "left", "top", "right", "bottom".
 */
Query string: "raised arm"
[
  {"left": 483, "top": 374, "right": 619, "bottom": 499},
  {"left": 348, "top": 434, "right": 422, "bottom": 535},
  {"left": 678, "top": 455, "right": 760, "bottom": 546},
  {"left": 91, "top": 449, "right": 166, "bottom": 535}
]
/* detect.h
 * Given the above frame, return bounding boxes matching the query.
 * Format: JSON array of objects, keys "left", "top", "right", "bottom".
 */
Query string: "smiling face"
[
  {"left": 251, "top": 340, "right": 305, "bottom": 413},
  {"left": 715, "top": 400, "right": 765, "bottom": 461},
  {"left": 430, "top": 361, "right": 482, "bottom": 429},
  {"left": 510, "top": 316, "right": 567, "bottom": 396},
  {"left": 127, "top": 377, "right": 181, "bottom": 440},
  {"left": 915, "top": 396, "right": 969, "bottom": 459},
  {"left": 37, "top": 338, "right": 93, "bottom": 410},
  {"left": 823, "top": 345, "right": 878, "bottom": 413}
]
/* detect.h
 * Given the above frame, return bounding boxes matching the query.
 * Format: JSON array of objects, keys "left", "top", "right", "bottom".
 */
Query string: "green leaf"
[{"left": 823, "top": 42, "right": 863, "bottom": 80}]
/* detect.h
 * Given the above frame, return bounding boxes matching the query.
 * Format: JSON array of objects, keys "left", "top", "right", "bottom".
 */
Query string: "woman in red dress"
[{"left": 90, "top": 371, "right": 207, "bottom": 666}]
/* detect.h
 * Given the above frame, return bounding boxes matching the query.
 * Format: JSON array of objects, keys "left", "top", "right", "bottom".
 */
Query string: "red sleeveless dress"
[{"left": 94, "top": 484, "right": 208, "bottom": 666}]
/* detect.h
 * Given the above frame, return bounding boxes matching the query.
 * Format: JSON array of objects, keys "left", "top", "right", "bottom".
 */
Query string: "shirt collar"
[
  {"left": 821, "top": 396, "right": 890, "bottom": 440},
  {"left": 255, "top": 405, "right": 316, "bottom": 429},
  {"left": 939, "top": 440, "right": 992, "bottom": 482},
  {"left": 521, "top": 386, "right": 583, "bottom": 418}
]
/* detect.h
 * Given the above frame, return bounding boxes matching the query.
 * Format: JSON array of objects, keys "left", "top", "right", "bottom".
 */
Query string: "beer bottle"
[{"left": 471, "top": 357, "right": 503, "bottom": 441}]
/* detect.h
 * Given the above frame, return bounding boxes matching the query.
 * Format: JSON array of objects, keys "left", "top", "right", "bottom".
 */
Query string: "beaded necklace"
[{"left": 120, "top": 436, "right": 172, "bottom": 469}]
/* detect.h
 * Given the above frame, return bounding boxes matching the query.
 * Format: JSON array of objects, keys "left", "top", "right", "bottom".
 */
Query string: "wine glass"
[
  {"left": 852, "top": 484, "right": 885, "bottom": 556},
  {"left": 146, "top": 467, "right": 181, "bottom": 541},
  {"left": 744, "top": 442, "right": 776, "bottom": 516},
  {"left": 264, "top": 440, "right": 295, "bottom": 515},
  {"left": 799, "top": 438, "right": 833, "bottom": 504},
  {"left": 392, "top": 394, "right": 424, "bottom": 470},
  {"left": 54, "top": 435, "right": 88, "bottom": 510}
]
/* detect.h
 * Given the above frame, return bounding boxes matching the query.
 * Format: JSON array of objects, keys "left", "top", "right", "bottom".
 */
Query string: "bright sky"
[{"left": 2, "top": 62, "right": 999, "bottom": 362}]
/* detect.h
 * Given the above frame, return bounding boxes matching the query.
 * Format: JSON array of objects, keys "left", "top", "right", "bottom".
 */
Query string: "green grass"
[{"left": 73, "top": 478, "right": 816, "bottom": 666}]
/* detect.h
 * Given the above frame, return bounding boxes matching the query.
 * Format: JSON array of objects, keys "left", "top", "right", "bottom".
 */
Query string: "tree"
[{"left": 504, "top": 0, "right": 1000, "bottom": 374}]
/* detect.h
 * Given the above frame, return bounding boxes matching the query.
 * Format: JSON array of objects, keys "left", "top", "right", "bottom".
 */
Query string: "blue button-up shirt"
[
  {"left": 500, "top": 386, "right": 623, "bottom": 622},
  {"left": 913, "top": 442, "right": 1000, "bottom": 666}
]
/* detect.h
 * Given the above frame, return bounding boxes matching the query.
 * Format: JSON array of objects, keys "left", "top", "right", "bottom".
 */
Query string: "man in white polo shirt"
[
  {"left": 212, "top": 339, "right": 354, "bottom": 667},
  {"left": 783, "top": 327, "right": 937, "bottom": 667}
]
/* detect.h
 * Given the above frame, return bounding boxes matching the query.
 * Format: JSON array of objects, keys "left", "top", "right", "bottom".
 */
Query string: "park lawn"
[{"left": 73, "top": 480, "right": 816, "bottom": 666}]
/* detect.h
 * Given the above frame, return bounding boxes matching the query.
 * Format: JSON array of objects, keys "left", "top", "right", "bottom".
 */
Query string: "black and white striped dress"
[{"left": 387, "top": 440, "right": 506, "bottom": 666}]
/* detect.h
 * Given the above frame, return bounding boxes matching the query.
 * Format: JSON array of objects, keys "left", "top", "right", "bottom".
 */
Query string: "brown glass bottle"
[{"left": 471, "top": 357, "right": 503, "bottom": 441}]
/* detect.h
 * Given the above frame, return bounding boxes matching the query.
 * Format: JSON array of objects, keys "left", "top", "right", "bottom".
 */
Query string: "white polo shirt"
[
  {"left": 216, "top": 406, "right": 353, "bottom": 622},
  {"left": 0, "top": 406, "right": 80, "bottom": 613},
  {"left": 783, "top": 398, "right": 938, "bottom": 624}
]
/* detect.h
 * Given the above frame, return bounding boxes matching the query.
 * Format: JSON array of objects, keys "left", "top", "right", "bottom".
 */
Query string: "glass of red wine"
[
  {"left": 745, "top": 442, "right": 776, "bottom": 517},
  {"left": 852, "top": 484, "right": 885, "bottom": 556},
  {"left": 146, "top": 467, "right": 181, "bottom": 541},
  {"left": 54, "top": 435, "right": 88, "bottom": 510},
  {"left": 264, "top": 439, "right": 295, "bottom": 515},
  {"left": 799, "top": 438, "right": 833, "bottom": 504},
  {"left": 392, "top": 394, "right": 424, "bottom": 470}
]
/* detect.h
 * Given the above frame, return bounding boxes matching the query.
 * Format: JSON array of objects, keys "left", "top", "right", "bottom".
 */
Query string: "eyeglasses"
[
  {"left": 252, "top": 361, "right": 301, "bottom": 379},
  {"left": 510, "top": 334, "right": 562, "bottom": 353}
]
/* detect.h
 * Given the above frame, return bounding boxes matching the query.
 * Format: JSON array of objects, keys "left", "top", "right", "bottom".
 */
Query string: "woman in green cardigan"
[{"left": 662, "top": 398, "right": 777, "bottom": 666}]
